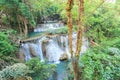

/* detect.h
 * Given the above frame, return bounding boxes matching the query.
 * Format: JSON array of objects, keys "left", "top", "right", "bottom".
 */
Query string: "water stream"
[{"left": 19, "top": 22, "right": 89, "bottom": 80}]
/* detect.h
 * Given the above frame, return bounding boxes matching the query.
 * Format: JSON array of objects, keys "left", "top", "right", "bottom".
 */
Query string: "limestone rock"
[
  {"left": 59, "top": 53, "right": 68, "bottom": 61},
  {"left": 19, "top": 49, "right": 25, "bottom": 62},
  {"left": 28, "top": 44, "right": 37, "bottom": 57}
]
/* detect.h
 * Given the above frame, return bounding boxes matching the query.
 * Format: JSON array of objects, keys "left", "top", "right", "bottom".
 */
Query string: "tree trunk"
[
  {"left": 66, "top": 0, "right": 84, "bottom": 80},
  {"left": 66, "top": 0, "right": 80, "bottom": 80},
  {"left": 66, "top": 0, "right": 74, "bottom": 57},
  {"left": 17, "top": 16, "right": 22, "bottom": 36},
  {"left": 72, "top": 58, "right": 79, "bottom": 80},
  {"left": 76, "top": 0, "right": 84, "bottom": 56},
  {"left": 23, "top": 19, "right": 28, "bottom": 38},
  {"left": 74, "top": 0, "right": 84, "bottom": 80}
]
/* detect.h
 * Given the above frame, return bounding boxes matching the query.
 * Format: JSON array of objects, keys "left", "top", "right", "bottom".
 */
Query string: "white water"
[
  {"left": 34, "top": 22, "right": 64, "bottom": 32},
  {"left": 19, "top": 22, "right": 89, "bottom": 62},
  {"left": 20, "top": 42, "right": 44, "bottom": 61},
  {"left": 21, "top": 43, "right": 31, "bottom": 61},
  {"left": 46, "top": 39, "right": 64, "bottom": 63},
  {"left": 19, "top": 22, "right": 89, "bottom": 80}
]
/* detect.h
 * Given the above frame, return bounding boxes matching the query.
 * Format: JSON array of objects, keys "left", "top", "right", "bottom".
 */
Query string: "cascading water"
[
  {"left": 19, "top": 22, "right": 89, "bottom": 80},
  {"left": 34, "top": 22, "right": 64, "bottom": 32},
  {"left": 19, "top": 22, "right": 71, "bottom": 62},
  {"left": 19, "top": 42, "right": 44, "bottom": 62},
  {"left": 46, "top": 39, "right": 64, "bottom": 63},
  {"left": 59, "top": 35, "right": 70, "bottom": 59},
  {"left": 20, "top": 43, "right": 31, "bottom": 61}
]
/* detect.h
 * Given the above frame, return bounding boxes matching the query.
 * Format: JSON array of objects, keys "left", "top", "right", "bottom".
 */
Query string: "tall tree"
[
  {"left": 74, "top": 0, "right": 84, "bottom": 80},
  {"left": 66, "top": 0, "right": 74, "bottom": 58},
  {"left": 66, "top": 0, "right": 84, "bottom": 80}
]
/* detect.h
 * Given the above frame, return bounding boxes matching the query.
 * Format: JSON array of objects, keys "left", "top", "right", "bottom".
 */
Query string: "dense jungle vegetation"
[{"left": 0, "top": 0, "right": 120, "bottom": 80}]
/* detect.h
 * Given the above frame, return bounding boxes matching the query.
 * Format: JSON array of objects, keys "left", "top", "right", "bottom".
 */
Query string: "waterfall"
[
  {"left": 21, "top": 43, "right": 31, "bottom": 61},
  {"left": 59, "top": 35, "right": 70, "bottom": 59},
  {"left": 34, "top": 22, "right": 64, "bottom": 32},
  {"left": 19, "top": 22, "right": 89, "bottom": 62},
  {"left": 19, "top": 41, "right": 44, "bottom": 62},
  {"left": 46, "top": 39, "right": 64, "bottom": 63},
  {"left": 28, "top": 42, "right": 44, "bottom": 62},
  {"left": 19, "top": 21, "right": 89, "bottom": 80},
  {"left": 80, "top": 37, "right": 89, "bottom": 55},
  {"left": 19, "top": 35, "right": 88, "bottom": 62}
]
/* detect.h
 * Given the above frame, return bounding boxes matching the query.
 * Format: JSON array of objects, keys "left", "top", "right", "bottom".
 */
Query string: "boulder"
[
  {"left": 19, "top": 49, "right": 25, "bottom": 62},
  {"left": 59, "top": 53, "right": 68, "bottom": 61},
  {"left": 28, "top": 44, "right": 37, "bottom": 57}
]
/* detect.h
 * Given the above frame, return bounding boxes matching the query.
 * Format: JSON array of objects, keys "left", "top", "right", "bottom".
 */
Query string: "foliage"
[
  {"left": 58, "top": 0, "right": 120, "bottom": 43},
  {"left": 0, "top": 30, "right": 17, "bottom": 56},
  {"left": 0, "top": 55, "right": 20, "bottom": 70},
  {"left": 78, "top": 46, "right": 120, "bottom": 80},
  {"left": 47, "top": 27, "right": 68, "bottom": 35},
  {"left": 0, "top": 63, "right": 29, "bottom": 80},
  {"left": 0, "top": 0, "right": 35, "bottom": 35},
  {"left": 28, "top": 0, "right": 60, "bottom": 24},
  {"left": 47, "top": 25, "right": 77, "bottom": 35},
  {"left": 101, "top": 37, "right": 120, "bottom": 49},
  {"left": 18, "top": 2, "right": 35, "bottom": 26},
  {"left": 68, "top": 46, "right": 120, "bottom": 80},
  {"left": 85, "top": 2, "right": 120, "bottom": 42},
  {"left": 59, "top": 0, "right": 104, "bottom": 23},
  {"left": 26, "top": 58, "right": 56, "bottom": 80},
  {"left": 67, "top": 35, "right": 120, "bottom": 80}
]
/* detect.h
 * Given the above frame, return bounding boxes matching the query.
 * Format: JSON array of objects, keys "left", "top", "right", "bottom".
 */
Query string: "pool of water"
[{"left": 49, "top": 61, "right": 69, "bottom": 80}]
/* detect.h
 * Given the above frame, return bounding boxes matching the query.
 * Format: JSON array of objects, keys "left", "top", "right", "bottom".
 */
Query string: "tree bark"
[
  {"left": 66, "top": 0, "right": 84, "bottom": 80},
  {"left": 74, "top": 0, "right": 84, "bottom": 80},
  {"left": 66, "top": 0, "right": 74, "bottom": 58},
  {"left": 76, "top": 0, "right": 84, "bottom": 57},
  {"left": 23, "top": 19, "right": 28, "bottom": 38}
]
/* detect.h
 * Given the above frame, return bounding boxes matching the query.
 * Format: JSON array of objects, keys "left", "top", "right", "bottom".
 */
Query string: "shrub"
[
  {"left": 0, "top": 63, "right": 29, "bottom": 80},
  {"left": 78, "top": 46, "right": 120, "bottom": 80},
  {"left": 26, "top": 58, "right": 56, "bottom": 80},
  {"left": 102, "top": 37, "right": 120, "bottom": 49},
  {"left": 0, "top": 55, "right": 20, "bottom": 70},
  {"left": 67, "top": 45, "right": 120, "bottom": 80},
  {"left": 0, "top": 30, "right": 17, "bottom": 56}
]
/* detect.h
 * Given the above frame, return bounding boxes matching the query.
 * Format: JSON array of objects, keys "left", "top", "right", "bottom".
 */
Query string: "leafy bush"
[
  {"left": 85, "top": 3, "right": 120, "bottom": 42},
  {"left": 67, "top": 45, "right": 120, "bottom": 80},
  {"left": 19, "top": 2, "right": 35, "bottom": 26},
  {"left": 78, "top": 46, "right": 120, "bottom": 80},
  {"left": 0, "top": 63, "right": 29, "bottom": 80},
  {"left": 47, "top": 25, "right": 77, "bottom": 35},
  {"left": 55, "top": 27, "right": 68, "bottom": 34},
  {"left": 0, "top": 54, "right": 20, "bottom": 70},
  {"left": 26, "top": 58, "right": 56, "bottom": 80},
  {"left": 0, "top": 30, "right": 17, "bottom": 56},
  {"left": 102, "top": 37, "right": 120, "bottom": 49}
]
